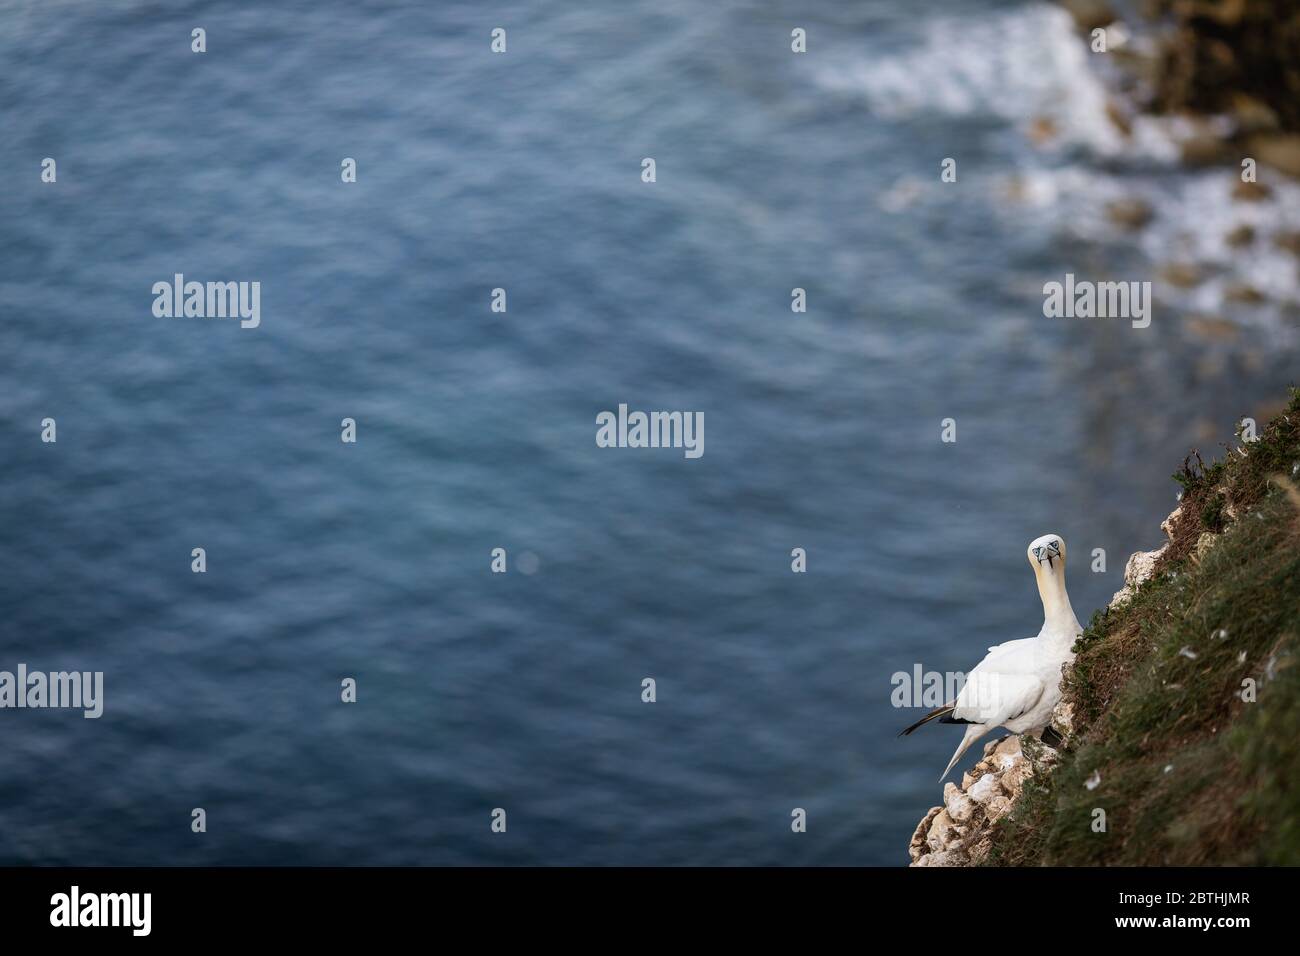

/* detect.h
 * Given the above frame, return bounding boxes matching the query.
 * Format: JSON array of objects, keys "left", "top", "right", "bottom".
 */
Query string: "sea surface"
[{"left": 1, "top": 0, "right": 1296, "bottom": 865}]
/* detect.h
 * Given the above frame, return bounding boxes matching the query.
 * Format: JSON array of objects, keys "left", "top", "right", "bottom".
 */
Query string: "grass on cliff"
[{"left": 985, "top": 388, "right": 1300, "bottom": 865}]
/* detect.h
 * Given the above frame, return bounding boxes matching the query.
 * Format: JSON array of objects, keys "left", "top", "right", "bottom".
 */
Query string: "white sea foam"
[
  {"left": 806, "top": 4, "right": 1171, "bottom": 158},
  {"left": 807, "top": 2, "right": 1299, "bottom": 328}
]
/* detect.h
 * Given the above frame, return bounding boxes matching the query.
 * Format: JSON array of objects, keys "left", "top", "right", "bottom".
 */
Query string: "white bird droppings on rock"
[
  {"left": 967, "top": 772, "right": 1003, "bottom": 805},
  {"left": 945, "top": 784, "right": 979, "bottom": 825}
]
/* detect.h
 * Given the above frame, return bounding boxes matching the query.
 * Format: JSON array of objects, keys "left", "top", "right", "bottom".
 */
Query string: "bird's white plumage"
[{"left": 937, "top": 533, "right": 1083, "bottom": 781}]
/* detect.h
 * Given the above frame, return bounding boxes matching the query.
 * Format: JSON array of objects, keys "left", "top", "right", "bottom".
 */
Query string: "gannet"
[{"left": 900, "top": 533, "right": 1083, "bottom": 781}]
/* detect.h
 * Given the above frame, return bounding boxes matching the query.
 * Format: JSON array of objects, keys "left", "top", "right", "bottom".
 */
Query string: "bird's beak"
[{"left": 1033, "top": 544, "right": 1061, "bottom": 570}]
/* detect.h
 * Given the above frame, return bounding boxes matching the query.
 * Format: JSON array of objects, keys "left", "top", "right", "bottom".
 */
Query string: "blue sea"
[{"left": 2, "top": 0, "right": 1296, "bottom": 865}]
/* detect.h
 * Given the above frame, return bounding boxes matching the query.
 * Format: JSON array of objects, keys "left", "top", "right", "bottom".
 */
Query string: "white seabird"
[{"left": 900, "top": 533, "right": 1083, "bottom": 781}]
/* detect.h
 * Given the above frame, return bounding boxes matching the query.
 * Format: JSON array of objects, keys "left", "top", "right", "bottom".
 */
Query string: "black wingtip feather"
[{"left": 898, "top": 705, "right": 955, "bottom": 737}]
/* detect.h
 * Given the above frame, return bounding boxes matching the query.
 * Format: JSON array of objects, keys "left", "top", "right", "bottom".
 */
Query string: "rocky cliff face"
[
  {"left": 910, "top": 390, "right": 1300, "bottom": 866},
  {"left": 1060, "top": 0, "right": 1300, "bottom": 172},
  {"left": 1061, "top": 0, "right": 1300, "bottom": 128},
  {"left": 1141, "top": 0, "right": 1300, "bottom": 134},
  {"left": 909, "top": 734, "right": 1057, "bottom": 866}
]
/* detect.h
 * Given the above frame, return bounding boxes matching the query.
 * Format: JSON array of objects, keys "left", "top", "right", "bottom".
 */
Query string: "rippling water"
[{"left": 1, "top": 0, "right": 1295, "bottom": 864}]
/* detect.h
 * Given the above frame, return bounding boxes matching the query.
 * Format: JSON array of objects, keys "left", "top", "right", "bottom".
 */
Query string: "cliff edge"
[{"left": 911, "top": 389, "right": 1300, "bottom": 865}]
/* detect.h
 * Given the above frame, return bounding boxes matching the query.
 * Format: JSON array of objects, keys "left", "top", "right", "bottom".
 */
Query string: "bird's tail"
[
  {"left": 897, "top": 705, "right": 954, "bottom": 737},
  {"left": 940, "top": 725, "right": 987, "bottom": 782}
]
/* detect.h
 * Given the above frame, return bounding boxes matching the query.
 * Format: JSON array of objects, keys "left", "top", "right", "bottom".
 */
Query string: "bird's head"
[
  {"left": 1027, "top": 533, "right": 1081, "bottom": 631},
  {"left": 1027, "top": 533, "right": 1066, "bottom": 574}
]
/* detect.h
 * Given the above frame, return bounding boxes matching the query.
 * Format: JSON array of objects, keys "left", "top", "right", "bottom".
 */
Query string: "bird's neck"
[{"left": 1037, "top": 568, "right": 1081, "bottom": 640}]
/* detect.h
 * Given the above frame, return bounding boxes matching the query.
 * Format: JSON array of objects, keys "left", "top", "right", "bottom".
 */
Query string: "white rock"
[
  {"left": 984, "top": 795, "right": 1014, "bottom": 822},
  {"left": 943, "top": 783, "right": 979, "bottom": 826},
  {"left": 1050, "top": 700, "right": 1075, "bottom": 741},
  {"left": 947, "top": 792, "right": 979, "bottom": 825},
  {"left": 926, "top": 809, "right": 957, "bottom": 852},
  {"left": 999, "top": 758, "right": 1033, "bottom": 796},
  {"left": 993, "top": 735, "right": 1023, "bottom": 760},
  {"left": 914, "top": 849, "right": 966, "bottom": 867},
  {"left": 968, "top": 772, "right": 1004, "bottom": 805},
  {"left": 909, "top": 806, "right": 943, "bottom": 863},
  {"left": 1124, "top": 545, "right": 1167, "bottom": 588},
  {"left": 1160, "top": 506, "right": 1181, "bottom": 539}
]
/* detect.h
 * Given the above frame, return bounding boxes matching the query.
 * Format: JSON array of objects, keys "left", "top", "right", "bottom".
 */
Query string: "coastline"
[{"left": 908, "top": 2, "right": 1300, "bottom": 865}]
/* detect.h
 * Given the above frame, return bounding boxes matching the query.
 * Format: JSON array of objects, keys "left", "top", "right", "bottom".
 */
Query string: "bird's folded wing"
[
  {"left": 986, "top": 636, "right": 1035, "bottom": 656},
  {"left": 951, "top": 672, "right": 1044, "bottom": 726}
]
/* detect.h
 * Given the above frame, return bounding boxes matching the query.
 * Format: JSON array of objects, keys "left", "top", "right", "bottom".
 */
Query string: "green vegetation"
[{"left": 985, "top": 389, "right": 1300, "bottom": 865}]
